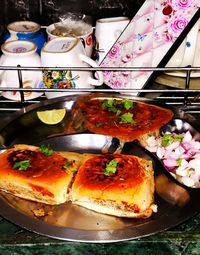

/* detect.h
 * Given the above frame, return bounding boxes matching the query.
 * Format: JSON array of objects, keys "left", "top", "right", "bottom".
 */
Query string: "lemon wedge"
[{"left": 37, "top": 108, "right": 66, "bottom": 125}]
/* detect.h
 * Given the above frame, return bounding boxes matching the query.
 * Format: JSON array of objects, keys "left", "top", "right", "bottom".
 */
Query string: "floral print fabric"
[{"left": 100, "top": 0, "right": 200, "bottom": 91}]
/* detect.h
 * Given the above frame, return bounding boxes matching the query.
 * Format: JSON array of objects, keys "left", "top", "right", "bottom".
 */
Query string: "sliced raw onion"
[{"left": 145, "top": 130, "right": 200, "bottom": 188}]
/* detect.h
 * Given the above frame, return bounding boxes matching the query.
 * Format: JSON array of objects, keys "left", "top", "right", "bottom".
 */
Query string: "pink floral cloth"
[{"left": 100, "top": 0, "right": 200, "bottom": 92}]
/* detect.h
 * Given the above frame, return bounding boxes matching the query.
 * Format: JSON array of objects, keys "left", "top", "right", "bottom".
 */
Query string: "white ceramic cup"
[
  {"left": 94, "top": 16, "right": 130, "bottom": 63},
  {"left": 0, "top": 40, "right": 43, "bottom": 101},
  {"left": 166, "top": 18, "right": 200, "bottom": 76},
  {"left": 41, "top": 37, "right": 103, "bottom": 99},
  {"left": 4, "top": 21, "right": 46, "bottom": 54},
  {"left": 46, "top": 22, "right": 94, "bottom": 57}
]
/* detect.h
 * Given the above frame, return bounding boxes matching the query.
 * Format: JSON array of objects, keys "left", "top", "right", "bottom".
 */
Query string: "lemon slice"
[{"left": 37, "top": 108, "right": 66, "bottom": 125}]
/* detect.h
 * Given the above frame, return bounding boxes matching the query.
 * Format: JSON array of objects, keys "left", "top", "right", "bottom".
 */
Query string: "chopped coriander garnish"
[
  {"left": 186, "top": 170, "right": 190, "bottom": 177},
  {"left": 161, "top": 133, "right": 183, "bottom": 147},
  {"left": 176, "top": 158, "right": 182, "bottom": 166},
  {"left": 104, "top": 159, "right": 118, "bottom": 176},
  {"left": 101, "top": 99, "right": 138, "bottom": 123},
  {"left": 108, "top": 106, "right": 118, "bottom": 113},
  {"left": 174, "top": 134, "right": 184, "bottom": 142},
  {"left": 69, "top": 168, "right": 78, "bottom": 173},
  {"left": 161, "top": 134, "right": 174, "bottom": 147},
  {"left": 95, "top": 122, "right": 105, "bottom": 128},
  {"left": 63, "top": 161, "right": 73, "bottom": 169},
  {"left": 101, "top": 99, "right": 118, "bottom": 113},
  {"left": 122, "top": 99, "right": 135, "bottom": 110},
  {"left": 101, "top": 99, "right": 115, "bottom": 108},
  {"left": 74, "top": 120, "right": 85, "bottom": 131},
  {"left": 13, "top": 160, "right": 31, "bottom": 171},
  {"left": 119, "top": 112, "right": 135, "bottom": 124},
  {"left": 63, "top": 160, "right": 77, "bottom": 173},
  {"left": 116, "top": 110, "right": 121, "bottom": 116},
  {"left": 40, "top": 144, "right": 54, "bottom": 156}
]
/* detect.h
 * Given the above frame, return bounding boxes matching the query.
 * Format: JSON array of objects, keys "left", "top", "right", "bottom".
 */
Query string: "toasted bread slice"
[
  {"left": 0, "top": 144, "right": 83, "bottom": 205},
  {"left": 71, "top": 153, "right": 156, "bottom": 218},
  {"left": 66, "top": 94, "right": 173, "bottom": 142},
  {"left": 137, "top": 130, "right": 160, "bottom": 148}
]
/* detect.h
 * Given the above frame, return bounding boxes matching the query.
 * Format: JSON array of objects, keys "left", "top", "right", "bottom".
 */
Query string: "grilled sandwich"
[
  {"left": 71, "top": 153, "right": 156, "bottom": 218},
  {"left": 0, "top": 144, "right": 82, "bottom": 205},
  {"left": 66, "top": 94, "right": 174, "bottom": 142},
  {"left": 0, "top": 145, "right": 157, "bottom": 218}
]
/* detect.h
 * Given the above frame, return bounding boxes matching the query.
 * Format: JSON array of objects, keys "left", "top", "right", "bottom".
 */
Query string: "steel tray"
[{"left": 0, "top": 93, "right": 199, "bottom": 243}]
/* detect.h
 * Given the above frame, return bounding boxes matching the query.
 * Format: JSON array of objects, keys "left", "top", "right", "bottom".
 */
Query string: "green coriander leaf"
[
  {"left": 104, "top": 159, "right": 118, "bottom": 176},
  {"left": 63, "top": 161, "right": 73, "bottom": 169},
  {"left": 108, "top": 106, "right": 118, "bottom": 113},
  {"left": 101, "top": 99, "right": 120, "bottom": 114},
  {"left": 122, "top": 99, "right": 135, "bottom": 110},
  {"left": 161, "top": 133, "right": 183, "bottom": 147},
  {"left": 174, "top": 134, "right": 184, "bottom": 142},
  {"left": 40, "top": 144, "right": 54, "bottom": 156},
  {"left": 119, "top": 112, "right": 135, "bottom": 124},
  {"left": 176, "top": 158, "right": 182, "bottom": 166},
  {"left": 74, "top": 120, "right": 85, "bottom": 131},
  {"left": 63, "top": 160, "right": 77, "bottom": 173},
  {"left": 116, "top": 110, "right": 121, "bottom": 116},
  {"left": 101, "top": 99, "right": 115, "bottom": 108},
  {"left": 161, "top": 134, "right": 174, "bottom": 147},
  {"left": 13, "top": 160, "right": 31, "bottom": 171},
  {"left": 69, "top": 169, "right": 78, "bottom": 173},
  {"left": 95, "top": 122, "right": 105, "bottom": 128}
]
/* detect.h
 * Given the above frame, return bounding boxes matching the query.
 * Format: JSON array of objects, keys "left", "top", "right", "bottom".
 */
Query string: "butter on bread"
[{"left": 0, "top": 144, "right": 82, "bottom": 205}]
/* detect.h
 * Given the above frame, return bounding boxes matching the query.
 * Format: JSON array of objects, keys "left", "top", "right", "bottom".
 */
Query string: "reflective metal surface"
[{"left": 0, "top": 94, "right": 200, "bottom": 243}]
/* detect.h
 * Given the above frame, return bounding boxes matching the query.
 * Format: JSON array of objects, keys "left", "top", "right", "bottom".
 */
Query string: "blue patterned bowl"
[{"left": 4, "top": 21, "right": 46, "bottom": 54}]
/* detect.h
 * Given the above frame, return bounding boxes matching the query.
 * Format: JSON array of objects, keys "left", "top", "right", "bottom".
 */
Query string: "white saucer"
[
  {"left": 166, "top": 29, "right": 200, "bottom": 78},
  {"left": 2, "top": 91, "right": 43, "bottom": 101},
  {"left": 1, "top": 80, "right": 44, "bottom": 101},
  {"left": 165, "top": 70, "right": 200, "bottom": 78},
  {"left": 155, "top": 73, "right": 200, "bottom": 89}
]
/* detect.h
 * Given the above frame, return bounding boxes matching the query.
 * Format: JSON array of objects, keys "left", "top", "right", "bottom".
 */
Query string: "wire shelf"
[{"left": 0, "top": 65, "right": 200, "bottom": 114}]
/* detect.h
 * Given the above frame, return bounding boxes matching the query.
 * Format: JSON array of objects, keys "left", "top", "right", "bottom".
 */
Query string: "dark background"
[{"left": 0, "top": 0, "right": 145, "bottom": 33}]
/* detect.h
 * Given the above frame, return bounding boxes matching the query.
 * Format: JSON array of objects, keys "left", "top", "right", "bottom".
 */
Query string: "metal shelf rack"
[{"left": 0, "top": 65, "right": 200, "bottom": 115}]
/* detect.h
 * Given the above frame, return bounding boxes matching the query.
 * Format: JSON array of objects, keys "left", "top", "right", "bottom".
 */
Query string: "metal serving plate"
[{"left": 0, "top": 93, "right": 200, "bottom": 243}]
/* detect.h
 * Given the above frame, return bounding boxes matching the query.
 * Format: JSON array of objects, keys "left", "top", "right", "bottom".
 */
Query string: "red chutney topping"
[
  {"left": 77, "top": 154, "right": 145, "bottom": 189},
  {"left": 7, "top": 149, "right": 70, "bottom": 180},
  {"left": 29, "top": 184, "right": 54, "bottom": 197},
  {"left": 79, "top": 98, "right": 173, "bottom": 141}
]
